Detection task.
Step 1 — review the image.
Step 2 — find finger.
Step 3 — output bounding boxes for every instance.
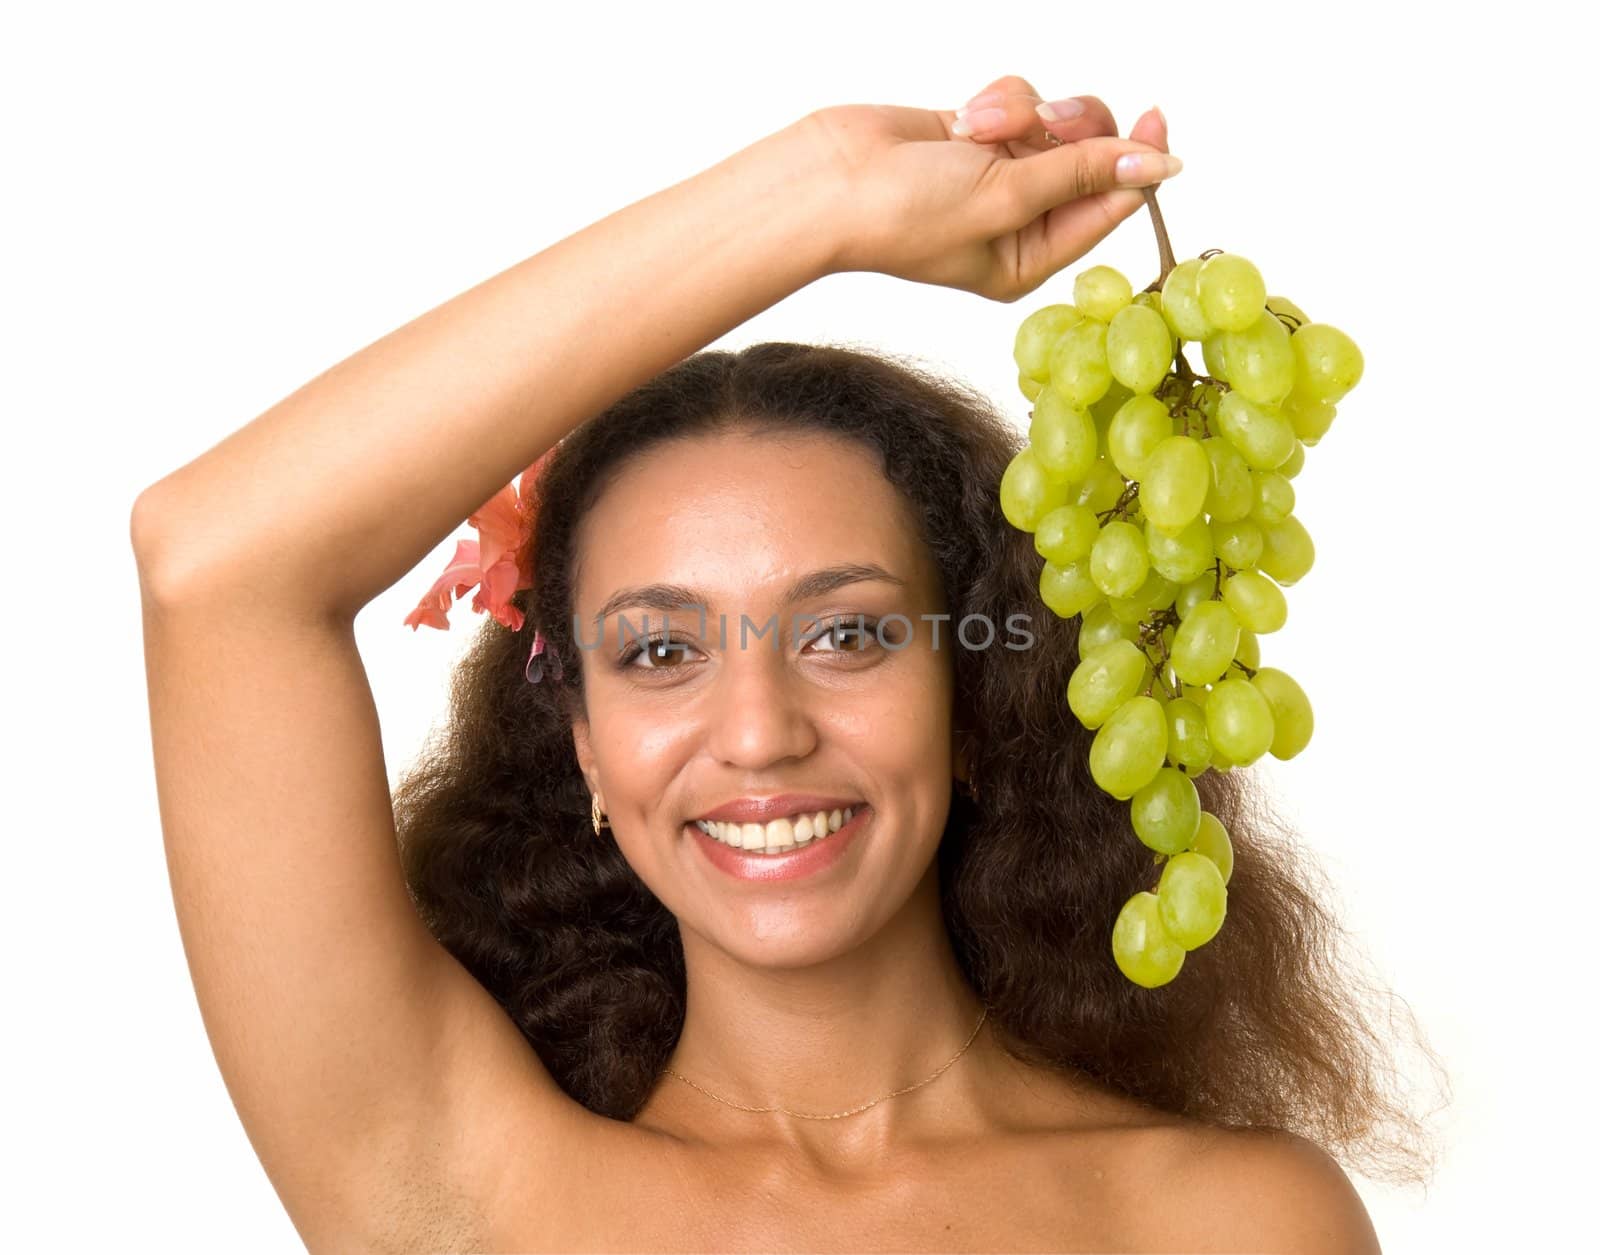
[951,92,1118,149]
[1036,94,1120,144]
[1127,105,1169,153]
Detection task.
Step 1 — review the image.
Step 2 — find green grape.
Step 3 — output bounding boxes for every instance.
[999,447,1070,531]
[1201,332,1230,381]
[1234,628,1260,671]
[1158,258,1212,341]
[1140,435,1211,534]
[1074,456,1127,515]
[1106,304,1174,394]
[1205,677,1275,765]
[1029,390,1099,482]
[1089,696,1168,799]
[1221,570,1288,633]
[1107,394,1176,480]
[1112,891,1185,988]
[1196,254,1267,333]
[1157,852,1228,948]
[1258,515,1315,586]
[1202,437,1255,523]
[1074,265,1134,322]
[1281,385,1338,444]
[1090,520,1149,599]
[1131,767,1203,854]
[1018,373,1044,402]
[1208,747,1238,773]
[1220,310,1295,406]
[1034,503,1101,566]
[1265,294,1309,328]
[1174,569,1217,619]
[1211,518,1263,571]
[1250,666,1314,759]
[1039,558,1103,618]
[1277,440,1306,480]
[1195,383,1223,424]
[1171,600,1241,687]
[1089,379,1136,433]
[1131,291,1177,358]
[1078,600,1139,656]
[1109,570,1177,625]
[1290,323,1364,403]
[1048,317,1112,409]
[1190,811,1234,884]
[1068,640,1151,729]
[1164,697,1213,774]
[1014,303,1084,383]
[1145,515,1215,585]
[1251,471,1295,525]
[1216,391,1296,471]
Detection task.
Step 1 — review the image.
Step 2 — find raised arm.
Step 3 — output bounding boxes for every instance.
[133,114,845,618]
[129,114,848,1249]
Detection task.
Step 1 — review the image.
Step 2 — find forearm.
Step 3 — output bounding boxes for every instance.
[132,114,843,618]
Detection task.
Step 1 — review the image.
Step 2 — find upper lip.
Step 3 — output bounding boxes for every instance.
[692,795,866,824]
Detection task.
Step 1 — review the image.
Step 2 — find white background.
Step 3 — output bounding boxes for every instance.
[5,1,1587,1248]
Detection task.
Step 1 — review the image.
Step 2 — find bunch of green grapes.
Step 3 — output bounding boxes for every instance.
[1000,250,1362,989]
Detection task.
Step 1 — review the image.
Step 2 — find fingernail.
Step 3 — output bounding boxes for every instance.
[962,89,1005,110]
[1036,99,1087,123]
[1153,105,1167,129]
[952,106,1006,137]
[1115,152,1184,186]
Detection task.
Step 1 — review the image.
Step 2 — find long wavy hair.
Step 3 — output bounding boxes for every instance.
[393,340,1441,1184]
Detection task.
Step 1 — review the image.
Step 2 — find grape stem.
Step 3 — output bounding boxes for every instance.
[1141,188,1177,289]
[1096,480,1141,524]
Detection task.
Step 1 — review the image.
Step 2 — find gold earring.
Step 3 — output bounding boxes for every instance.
[591,792,610,835]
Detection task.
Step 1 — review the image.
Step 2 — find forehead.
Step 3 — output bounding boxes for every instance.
[571,427,938,610]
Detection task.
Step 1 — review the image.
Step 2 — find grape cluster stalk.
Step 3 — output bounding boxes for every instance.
[1001,189,1364,988]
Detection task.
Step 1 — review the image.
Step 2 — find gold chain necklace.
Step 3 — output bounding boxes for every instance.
[662,1005,990,1121]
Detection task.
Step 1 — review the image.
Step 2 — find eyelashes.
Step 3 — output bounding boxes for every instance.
[616,615,887,672]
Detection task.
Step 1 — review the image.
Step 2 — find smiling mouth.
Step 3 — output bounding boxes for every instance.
[692,804,863,855]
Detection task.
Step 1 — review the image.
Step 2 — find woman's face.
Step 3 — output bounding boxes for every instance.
[569,427,959,968]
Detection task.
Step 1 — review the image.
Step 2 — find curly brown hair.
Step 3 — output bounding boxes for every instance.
[393,340,1442,1185]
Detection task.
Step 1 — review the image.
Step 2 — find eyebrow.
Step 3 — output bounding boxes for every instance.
[592,562,909,629]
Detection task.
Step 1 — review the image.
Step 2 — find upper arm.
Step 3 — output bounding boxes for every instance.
[1185,1128,1381,1255]
[133,509,582,1248]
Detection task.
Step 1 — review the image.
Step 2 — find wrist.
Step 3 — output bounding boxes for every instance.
[707,112,853,284]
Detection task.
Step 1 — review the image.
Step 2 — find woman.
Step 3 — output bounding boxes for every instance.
[133,75,1433,1252]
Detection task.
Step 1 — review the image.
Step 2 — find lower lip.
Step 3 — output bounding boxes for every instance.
[687,807,872,883]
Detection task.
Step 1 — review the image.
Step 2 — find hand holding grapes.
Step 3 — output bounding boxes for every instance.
[808,74,1180,300]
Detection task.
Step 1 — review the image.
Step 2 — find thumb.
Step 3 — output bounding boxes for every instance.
[1001,133,1181,222]
[1004,113,1181,294]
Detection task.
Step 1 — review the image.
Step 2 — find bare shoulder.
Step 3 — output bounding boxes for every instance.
[1148,1124,1381,1254]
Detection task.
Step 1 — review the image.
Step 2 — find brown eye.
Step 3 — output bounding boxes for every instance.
[807,617,881,654]
[622,636,700,670]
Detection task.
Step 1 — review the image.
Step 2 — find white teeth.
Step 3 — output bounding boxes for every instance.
[694,805,861,853]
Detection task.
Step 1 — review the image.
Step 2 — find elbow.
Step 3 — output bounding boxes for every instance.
[130,483,196,605]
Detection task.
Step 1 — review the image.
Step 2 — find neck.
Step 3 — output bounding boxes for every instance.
[648,867,999,1161]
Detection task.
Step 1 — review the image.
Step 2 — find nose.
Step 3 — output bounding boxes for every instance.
[700,626,820,770]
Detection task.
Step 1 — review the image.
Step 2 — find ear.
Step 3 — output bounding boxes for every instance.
[571,718,598,795]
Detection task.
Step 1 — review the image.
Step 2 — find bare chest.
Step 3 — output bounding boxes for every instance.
[489,1135,1150,1253]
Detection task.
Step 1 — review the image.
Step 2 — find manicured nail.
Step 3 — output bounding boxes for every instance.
[1036,99,1087,123]
[1115,152,1184,186]
[962,89,1005,110]
[952,106,1006,137]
